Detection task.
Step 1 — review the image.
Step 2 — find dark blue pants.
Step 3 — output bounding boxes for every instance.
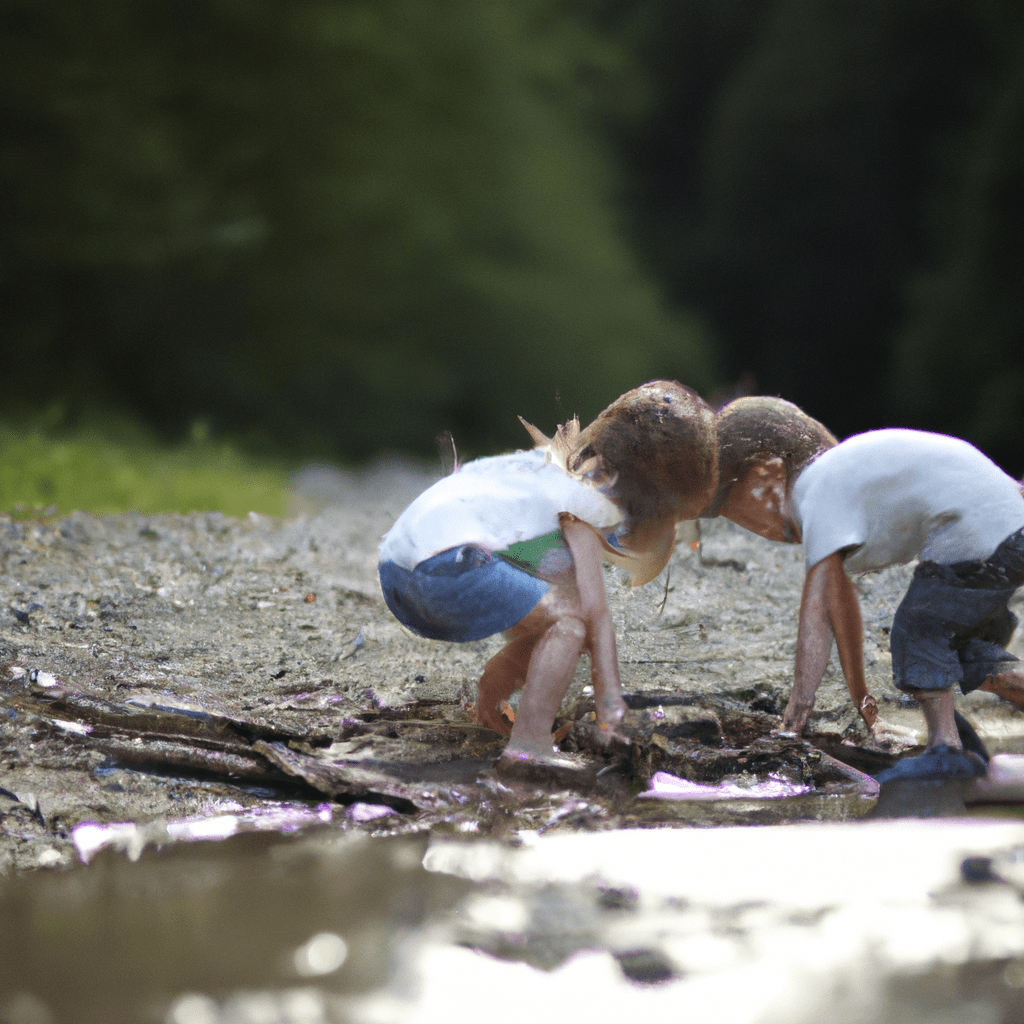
[890,527,1024,693]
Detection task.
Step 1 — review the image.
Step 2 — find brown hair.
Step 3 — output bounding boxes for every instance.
[570,380,718,537]
[706,396,836,515]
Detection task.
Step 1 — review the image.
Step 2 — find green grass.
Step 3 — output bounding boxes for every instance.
[0,419,292,518]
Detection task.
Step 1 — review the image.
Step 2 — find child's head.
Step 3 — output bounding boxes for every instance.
[569,380,718,575]
[707,397,836,541]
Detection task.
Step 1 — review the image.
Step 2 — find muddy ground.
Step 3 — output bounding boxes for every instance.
[3,459,1024,1023]
[2,457,1023,875]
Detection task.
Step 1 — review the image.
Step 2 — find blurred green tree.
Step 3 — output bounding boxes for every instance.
[0,0,716,460]
[888,9,1024,473]
[618,0,995,443]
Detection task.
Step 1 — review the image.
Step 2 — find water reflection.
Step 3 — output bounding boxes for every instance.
[71,803,339,864]
[0,829,466,1024]
[3,816,1024,1024]
[293,932,348,977]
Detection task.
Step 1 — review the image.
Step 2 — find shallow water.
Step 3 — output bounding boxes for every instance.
[3,814,1024,1024]
[0,828,464,1024]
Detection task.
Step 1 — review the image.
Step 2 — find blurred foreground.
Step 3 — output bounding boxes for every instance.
[3,822,1024,1024]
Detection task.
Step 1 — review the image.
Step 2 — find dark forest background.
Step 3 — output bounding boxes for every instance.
[2,0,1022,473]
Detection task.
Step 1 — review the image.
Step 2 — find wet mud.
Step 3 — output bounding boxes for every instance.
[2,460,1024,1021]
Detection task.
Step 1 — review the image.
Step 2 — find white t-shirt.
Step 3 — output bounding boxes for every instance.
[379,448,623,571]
[791,429,1024,574]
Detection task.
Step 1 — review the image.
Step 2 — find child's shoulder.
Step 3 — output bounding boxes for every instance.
[803,428,1002,484]
[834,427,983,459]
[794,429,1023,570]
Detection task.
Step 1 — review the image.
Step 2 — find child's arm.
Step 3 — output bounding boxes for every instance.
[780,552,875,734]
[827,555,878,728]
[495,514,626,760]
[559,513,627,739]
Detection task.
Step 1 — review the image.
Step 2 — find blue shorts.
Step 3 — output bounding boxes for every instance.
[890,527,1024,693]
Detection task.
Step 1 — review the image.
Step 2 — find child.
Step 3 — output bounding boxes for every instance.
[709,396,1024,794]
[378,381,718,767]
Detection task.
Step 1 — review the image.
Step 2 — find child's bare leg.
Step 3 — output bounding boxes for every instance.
[476,632,539,735]
[503,615,587,760]
[588,616,628,741]
[911,687,962,749]
[978,666,1024,709]
[875,687,990,784]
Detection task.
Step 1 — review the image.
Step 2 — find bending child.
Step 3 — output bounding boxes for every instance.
[707,397,1024,797]
[378,381,718,768]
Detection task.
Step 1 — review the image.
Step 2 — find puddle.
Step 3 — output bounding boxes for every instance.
[3,820,1024,1024]
[0,830,467,1024]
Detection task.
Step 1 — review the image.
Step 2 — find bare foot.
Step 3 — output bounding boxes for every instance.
[494,747,596,786]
